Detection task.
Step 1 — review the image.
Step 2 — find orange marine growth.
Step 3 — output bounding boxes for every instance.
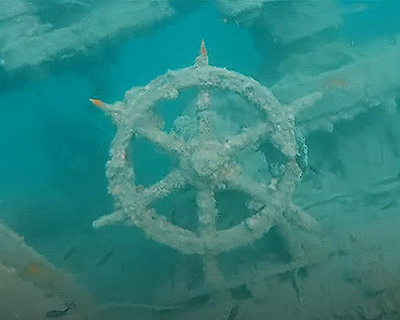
[27,263,41,275]
[200,39,207,56]
[89,98,104,108]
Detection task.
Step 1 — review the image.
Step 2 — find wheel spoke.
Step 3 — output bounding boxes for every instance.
[136,125,188,156]
[202,254,224,286]
[143,170,187,202]
[227,174,272,203]
[286,204,320,234]
[196,188,218,235]
[92,209,127,228]
[225,122,273,154]
[196,90,213,140]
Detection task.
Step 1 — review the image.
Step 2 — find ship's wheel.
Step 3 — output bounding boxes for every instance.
[91,40,322,285]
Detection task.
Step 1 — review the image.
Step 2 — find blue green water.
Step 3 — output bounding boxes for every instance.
[1,1,400,319]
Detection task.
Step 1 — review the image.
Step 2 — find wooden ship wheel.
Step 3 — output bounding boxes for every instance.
[91,40,322,286]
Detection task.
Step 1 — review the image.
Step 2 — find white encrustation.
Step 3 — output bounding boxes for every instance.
[92,40,322,285]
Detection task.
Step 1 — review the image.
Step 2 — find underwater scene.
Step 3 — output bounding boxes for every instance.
[1,1,400,319]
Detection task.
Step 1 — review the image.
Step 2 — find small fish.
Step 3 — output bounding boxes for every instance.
[309,166,320,175]
[96,248,115,267]
[226,305,240,320]
[380,199,398,211]
[372,170,400,186]
[46,301,75,318]
[63,246,78,261]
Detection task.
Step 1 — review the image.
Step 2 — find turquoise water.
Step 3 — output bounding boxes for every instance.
[1,1,400,319]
